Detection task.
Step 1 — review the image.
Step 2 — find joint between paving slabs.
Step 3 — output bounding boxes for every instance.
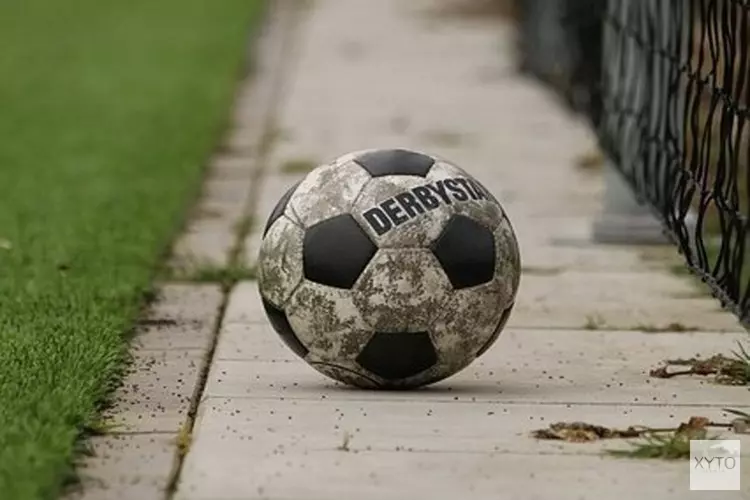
[162,2,306,499]
[162,252,245,496]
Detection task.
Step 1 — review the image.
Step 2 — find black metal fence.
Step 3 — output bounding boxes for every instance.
[515,0,750,328]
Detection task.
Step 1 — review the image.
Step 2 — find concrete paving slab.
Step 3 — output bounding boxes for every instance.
[133,284,222,351]
[508,303,740,332]
[213,322,295,361]
[171,219,237,268]
[209,155,256,180]
[518,271,694,298]
[199,175,253,214]
[203,322,750,407]
[222,0,302,156]
[187,397,750,455]
[509,272,742,332]
[499,216,597,246]
[269,1,596,179]
[143,284,223,323]
[103,349,205,433]
[222,282,267,324]
[519,245,673,273]
[100,284,222,433]
[502,190,604,218]
[170,157,256,268]
[133,322,215,353]
[177,446,750,500]
[67,433,177,500]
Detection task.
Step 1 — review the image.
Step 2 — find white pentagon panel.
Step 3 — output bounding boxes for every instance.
[287,160,371,228]
[278,180,303,226]
[431,279,512,368]
[257,215,304,308]
[285,281,372,362]
[351,248,453,332]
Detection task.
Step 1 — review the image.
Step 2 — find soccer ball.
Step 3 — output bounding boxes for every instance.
[258,148,521,389]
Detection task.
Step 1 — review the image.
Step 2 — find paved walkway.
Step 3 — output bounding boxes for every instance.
[70,1,749,499]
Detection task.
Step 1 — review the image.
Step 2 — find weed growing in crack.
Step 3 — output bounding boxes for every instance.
[533,411,750,460]
[84,418,123,436]
[233,215,254,238]
[636,322,698,333]
[606,428,710,460]
[583,314,605,330]
[186,263,257,286]
[649,334,750,386]
[176,423,193,456]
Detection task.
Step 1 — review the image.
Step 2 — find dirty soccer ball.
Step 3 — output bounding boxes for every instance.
[257,148,521,389]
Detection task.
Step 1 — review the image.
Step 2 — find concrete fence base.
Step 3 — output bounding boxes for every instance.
[592,164,670,245]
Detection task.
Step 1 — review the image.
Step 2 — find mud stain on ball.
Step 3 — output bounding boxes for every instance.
[258,215,304,306]
[287,282,370,359]
[353,249,452,332]
[289,161,371,227]
[433,279,513,362]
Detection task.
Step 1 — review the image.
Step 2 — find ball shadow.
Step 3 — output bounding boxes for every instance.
[299,376,533,399]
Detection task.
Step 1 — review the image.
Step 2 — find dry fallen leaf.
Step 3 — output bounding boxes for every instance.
[674,416,710,439]
[532,416,723,444]
[650,354,748,385]
[531,421,641,442]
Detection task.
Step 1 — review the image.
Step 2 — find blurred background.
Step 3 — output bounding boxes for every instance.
[502,0,750,327]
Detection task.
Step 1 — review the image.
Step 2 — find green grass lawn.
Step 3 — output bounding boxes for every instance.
[0,1,264,498]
